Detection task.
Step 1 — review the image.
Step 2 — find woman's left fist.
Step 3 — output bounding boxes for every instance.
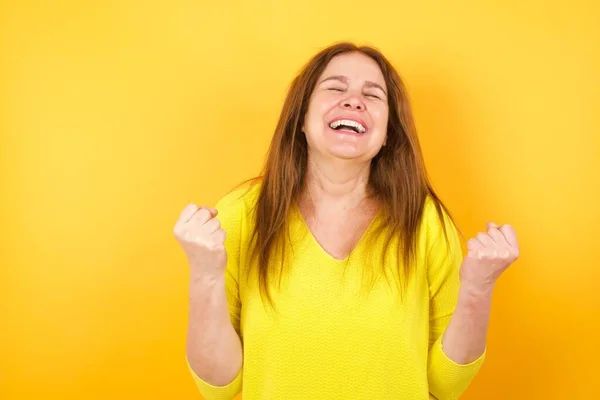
[460,222,520,289]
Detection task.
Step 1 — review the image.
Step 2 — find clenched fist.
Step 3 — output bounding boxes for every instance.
[174,204,227,279]
[460,222,520,289]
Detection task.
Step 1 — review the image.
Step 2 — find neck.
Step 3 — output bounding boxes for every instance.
[301,154,372,211]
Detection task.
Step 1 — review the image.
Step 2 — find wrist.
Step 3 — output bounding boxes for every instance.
[188,274,226,307]
[189,272,225,288]
[458,282,495,304]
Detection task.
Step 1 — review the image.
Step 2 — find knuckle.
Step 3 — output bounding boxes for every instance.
[202,209,214,221]
[180,204,197,217]
[173,226,184,238]
[196,209,208,219]
[193,237,209,248]
[512,248,520,259]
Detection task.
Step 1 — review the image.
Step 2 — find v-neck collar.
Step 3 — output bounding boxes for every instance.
[290,201,382,263]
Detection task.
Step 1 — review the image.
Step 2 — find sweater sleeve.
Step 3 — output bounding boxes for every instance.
[424,200,485,400]
[187,188,248,400]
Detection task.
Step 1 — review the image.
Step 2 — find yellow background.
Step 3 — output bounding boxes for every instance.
[2,1,599,399]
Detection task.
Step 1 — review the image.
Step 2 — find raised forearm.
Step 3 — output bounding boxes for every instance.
[441,284,493,364]
[441,221,520,365]
[186,276,243,386]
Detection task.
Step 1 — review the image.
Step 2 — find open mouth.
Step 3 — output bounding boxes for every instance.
[328,119,367,134]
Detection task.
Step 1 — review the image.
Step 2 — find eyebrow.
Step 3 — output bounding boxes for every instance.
[318,75,387,95]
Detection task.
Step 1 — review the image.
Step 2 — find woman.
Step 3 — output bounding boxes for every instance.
[174,42,520,400]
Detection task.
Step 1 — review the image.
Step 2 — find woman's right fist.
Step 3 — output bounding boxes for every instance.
[174,204,227,278]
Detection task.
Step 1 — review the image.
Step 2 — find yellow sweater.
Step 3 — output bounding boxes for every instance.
[188,184,485,400]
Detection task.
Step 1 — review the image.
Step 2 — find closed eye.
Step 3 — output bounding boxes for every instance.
[328,87,345,92]
[365,93,381,99]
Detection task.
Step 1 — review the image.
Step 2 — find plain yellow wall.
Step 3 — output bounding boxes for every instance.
[2,1,599,399]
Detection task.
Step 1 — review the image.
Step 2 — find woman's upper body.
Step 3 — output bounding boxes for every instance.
[187,182,485,400]
[178,42,519,400]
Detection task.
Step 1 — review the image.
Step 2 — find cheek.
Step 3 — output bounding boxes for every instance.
[374,105,389,122]
[303,104,326,138]
[372,105,389,133]
[306,94,337,122]
[304,101,318,126]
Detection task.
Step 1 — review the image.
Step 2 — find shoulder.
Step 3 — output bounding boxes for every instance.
[215,179,262,223]
[421,196,451,233]
[419,195,462,257]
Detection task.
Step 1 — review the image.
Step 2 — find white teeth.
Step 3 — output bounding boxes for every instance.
[329,119,366,133]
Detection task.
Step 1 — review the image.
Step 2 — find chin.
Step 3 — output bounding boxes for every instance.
[325,145,371,161]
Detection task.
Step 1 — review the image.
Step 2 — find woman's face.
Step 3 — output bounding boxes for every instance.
[302,52,389,163]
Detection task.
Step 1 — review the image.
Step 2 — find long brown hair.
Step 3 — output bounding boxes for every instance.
[247,42,456,304]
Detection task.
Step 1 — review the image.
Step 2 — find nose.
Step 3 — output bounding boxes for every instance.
[341,94,365,111]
